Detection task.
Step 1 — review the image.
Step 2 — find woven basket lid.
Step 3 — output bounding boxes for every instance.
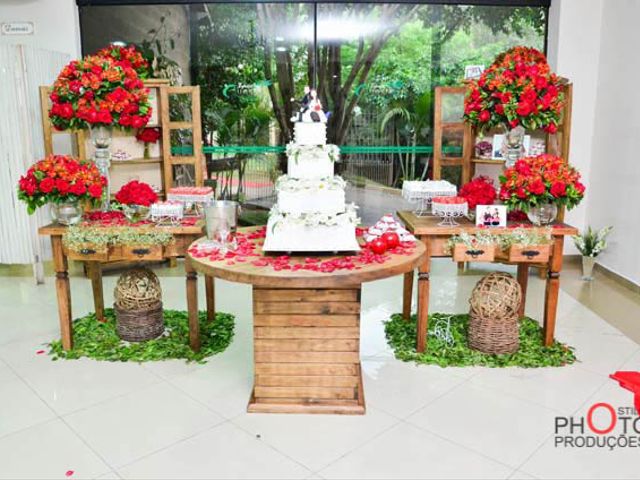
[469,272,522,319]
[114,267,162,311]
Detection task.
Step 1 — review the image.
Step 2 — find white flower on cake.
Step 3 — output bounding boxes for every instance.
[275,175,346,193]
[286,143,340,163]
[269,203,360,231]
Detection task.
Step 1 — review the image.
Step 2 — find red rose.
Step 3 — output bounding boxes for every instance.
[515,160,532,176]
[97,110,112,124]
[545,123,558,134]
[70,182,87,196]
[575,181,586,195]
[494,103,505,115]
[516,101,532,116]
[478,110,491,123]
[88,184,103,198]
[527,179,545,196]
[509,119,520,128]
[59,103,74,119]
[131,116,146,129]
[55,179,70,194]
[516,187,527,199]
[39,177,55,193]
[550,181,567,197]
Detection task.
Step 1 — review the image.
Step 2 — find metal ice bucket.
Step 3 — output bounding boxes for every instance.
[204,201,240,251]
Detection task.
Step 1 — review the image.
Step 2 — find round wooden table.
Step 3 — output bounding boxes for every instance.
[186,227,426,415]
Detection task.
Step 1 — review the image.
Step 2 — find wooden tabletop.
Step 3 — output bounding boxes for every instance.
[396,211,579,236]
[187,228,427,289]
[38,220,205,236]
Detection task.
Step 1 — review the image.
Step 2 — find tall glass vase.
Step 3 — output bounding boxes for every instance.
[90,125,113,211]
[502,125,525,168]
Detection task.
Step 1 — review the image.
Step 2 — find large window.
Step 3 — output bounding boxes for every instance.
[79,1,548,222]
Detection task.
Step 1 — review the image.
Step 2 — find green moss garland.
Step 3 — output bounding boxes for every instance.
[49,309,235,363]
[384,313,576,368]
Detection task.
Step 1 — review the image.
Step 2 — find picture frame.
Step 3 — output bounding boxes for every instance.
[491,134,531,160]
[475,205,507,227]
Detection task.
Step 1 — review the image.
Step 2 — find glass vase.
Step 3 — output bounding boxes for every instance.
[90,125,113,211]
[502,125,525,168]
[581,256,596,281]
[526,203,558,226]
[50,200,83,226]
[122,204,151,223]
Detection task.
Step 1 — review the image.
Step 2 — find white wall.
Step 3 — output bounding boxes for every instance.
[584,0,640,285]
[0,0,81,58]
[547,0,604,239]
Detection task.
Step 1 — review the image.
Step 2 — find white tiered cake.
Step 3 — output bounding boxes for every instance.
[263,121,360,252]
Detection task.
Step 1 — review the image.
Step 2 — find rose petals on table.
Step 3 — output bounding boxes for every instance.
[36,350,45,355]
[65,470,74,477]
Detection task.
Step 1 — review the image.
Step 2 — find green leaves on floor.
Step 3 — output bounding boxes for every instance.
[49,309,235,363]
[384,313,576,368]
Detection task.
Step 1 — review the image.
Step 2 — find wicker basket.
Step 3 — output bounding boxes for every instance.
[114,268,164,342]
[115,301,164,342]
[468,272,522,355]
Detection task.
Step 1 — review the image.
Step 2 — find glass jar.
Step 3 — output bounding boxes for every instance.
[123,204,151,223]
[526,203,558,226]
[50,200,83,226]
[90,125,113,211]
[502,125,526,168]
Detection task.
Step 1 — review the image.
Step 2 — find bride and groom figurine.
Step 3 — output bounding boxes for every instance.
[292,86,328,123]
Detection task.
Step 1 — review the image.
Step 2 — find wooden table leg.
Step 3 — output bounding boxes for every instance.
[402,271,414,320]
[51,236,73,350]
[205,275,215,323]
[86,262,105,322]
[185,258,201,352]
[516,263,529,318]
[416,236,431,353]
[543,236,564,346]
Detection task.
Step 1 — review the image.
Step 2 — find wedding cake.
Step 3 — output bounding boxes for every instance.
[262,88,360,252]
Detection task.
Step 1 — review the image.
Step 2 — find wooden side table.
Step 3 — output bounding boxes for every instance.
[397,211,578,353]
[186,229,426,415]
[38,222,211,352]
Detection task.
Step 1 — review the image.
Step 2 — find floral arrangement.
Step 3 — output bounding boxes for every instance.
[499,154,585,212]
[573,226,613,257]
[445,228,552,253]
[135,127,161,145]
[95,43,150,79]
[286,143,340,163]
[114,180,158,207]
[17,155,106,214]
[459,176,497,210]
[49,54,151,131]
[275,175,346,193]
[63,225,173,253]
[445,232,497,253]
[464,46,564,133]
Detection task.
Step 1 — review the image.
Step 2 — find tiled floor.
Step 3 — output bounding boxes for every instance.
[0,259,638,479]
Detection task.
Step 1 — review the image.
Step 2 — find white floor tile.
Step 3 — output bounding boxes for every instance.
[0,378,56,438]
[118,422,311,479]
[319,422,512,479]
[232,407,398,472]
[406,382,557,469]
[469,365,607,414]
[509,470,537,479]
[0,359,18,385]
[20,359,160,415]
[361,358,467,418]
[0,419,110,480]
[65,383,225,467]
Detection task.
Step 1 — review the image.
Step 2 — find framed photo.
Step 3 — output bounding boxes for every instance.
[475,205,507,227]
[464,65,484,80]
[491,134,531,160]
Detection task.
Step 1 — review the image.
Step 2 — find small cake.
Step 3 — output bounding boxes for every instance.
[166,186,214,204]
[150,201,184,222]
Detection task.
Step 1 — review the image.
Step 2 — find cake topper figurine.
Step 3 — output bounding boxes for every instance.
[292,86,327,123]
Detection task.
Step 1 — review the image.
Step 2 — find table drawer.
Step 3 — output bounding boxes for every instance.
[507,244,551,263]
[66,247,109,262]
[452,244,496,262]
[120,245,164,261]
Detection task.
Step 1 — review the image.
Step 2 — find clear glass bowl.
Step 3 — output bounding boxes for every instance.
[526,203,558,226]
[50,200,83,226]
[123,204,151,223]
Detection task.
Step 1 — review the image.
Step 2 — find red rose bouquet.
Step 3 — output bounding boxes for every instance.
[135,127,161,144]
[464,46,564,133]
[459,176,497,210]
[17,155,106,214]
[95,43,150,79]
[49,54,151,131]
[115,180,158,207]
[499,154,585,211]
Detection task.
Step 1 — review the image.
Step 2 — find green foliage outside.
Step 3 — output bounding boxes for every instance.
[49,309,235,364]
[384,313,576,368]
